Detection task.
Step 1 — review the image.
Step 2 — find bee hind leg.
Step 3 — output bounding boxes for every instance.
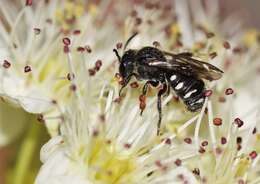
[157,83,167,136]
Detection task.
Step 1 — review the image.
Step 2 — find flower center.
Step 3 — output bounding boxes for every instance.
[83,137,136,183]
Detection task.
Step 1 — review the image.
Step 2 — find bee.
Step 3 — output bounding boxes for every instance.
[113,33,223,135]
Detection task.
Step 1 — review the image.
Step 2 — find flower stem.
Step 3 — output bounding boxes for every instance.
[13,116,40,184]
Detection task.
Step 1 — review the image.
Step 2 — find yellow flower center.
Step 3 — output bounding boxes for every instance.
[80,136,136,183]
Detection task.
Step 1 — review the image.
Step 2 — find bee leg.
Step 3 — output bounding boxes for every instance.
[140,81,159,115]
[157,83,167,136]
[119,74,135,97]
[164,83,171,97]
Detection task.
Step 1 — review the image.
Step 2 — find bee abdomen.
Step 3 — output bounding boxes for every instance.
[167,73,205,111]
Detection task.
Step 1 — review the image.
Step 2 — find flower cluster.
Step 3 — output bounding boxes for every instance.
[0,0,260,184]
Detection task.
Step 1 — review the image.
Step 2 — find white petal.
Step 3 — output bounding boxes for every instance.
[36,150,71,184]
[18,90,52,113]
[1,75,51,113]
[40,136,64,163]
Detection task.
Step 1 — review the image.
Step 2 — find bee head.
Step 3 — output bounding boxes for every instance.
[113,49,136,79]
[113,33,138,79]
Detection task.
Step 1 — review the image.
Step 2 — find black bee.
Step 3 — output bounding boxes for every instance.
[113,33,223,135]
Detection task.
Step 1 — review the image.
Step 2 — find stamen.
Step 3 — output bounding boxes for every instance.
[69,84,77,91]
[221,137,227,145]
[73,30,81,35]
[174,159,182,166]
[85,45,92,53]
[169,115,199,140]
[249,151,257,160]
[192,168,200,176]
[252,127,257,134]
[2,60,11,69]
[63,46,70,53]
[184,137,192,144]
[92,130,99,137]
[37,114,45,123]
[94,60,102,71]
[33,28,41,35]
[77,47,85,52]
[26,0,33,6]
[238,179,245,184]
[232,47,243,54]
[164,138,171,145]
[88,69,96,76]
[215,147,222,155]
[51,100,57,105]
[62,37,71,46]
[223,41,231,49]
[234,118,244,128]
[155,160,162,167]
[66,73,75,81]
[236,137,242,144]
[177,174,185,181]
[116,43,123,49]
[24,65,32,73]
[206,32,215,38]
[46,18,52,24]
[209,52,217,59]
[130,10,137,17]
[201,141,208,147]
[99,114,105,122]
[207,100,217,147]
[219,96,226,103]
[213,117,222,126]
[237,144,242,151]
[135,17,142,25]
[199,147,205,154]
[225,88,234,95]
[113,97,121,103]
[124,143,131,149]
[106,140,111,144]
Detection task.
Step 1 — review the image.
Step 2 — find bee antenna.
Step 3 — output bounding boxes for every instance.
[113,49,121,62]
[123,32,138,51]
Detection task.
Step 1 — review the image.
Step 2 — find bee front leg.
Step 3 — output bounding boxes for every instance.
[119,74,136,97]
[139,81,159,116]
[157,83,167,136]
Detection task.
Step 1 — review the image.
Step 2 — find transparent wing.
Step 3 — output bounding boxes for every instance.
[147,51,223,81]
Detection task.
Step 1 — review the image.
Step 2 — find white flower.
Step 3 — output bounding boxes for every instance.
[0,0,119,143]
[35,78,260,184]
[36,2,260,183]
[36,72,199,183]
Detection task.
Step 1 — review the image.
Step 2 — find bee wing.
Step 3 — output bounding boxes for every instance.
[148,52,223,81]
